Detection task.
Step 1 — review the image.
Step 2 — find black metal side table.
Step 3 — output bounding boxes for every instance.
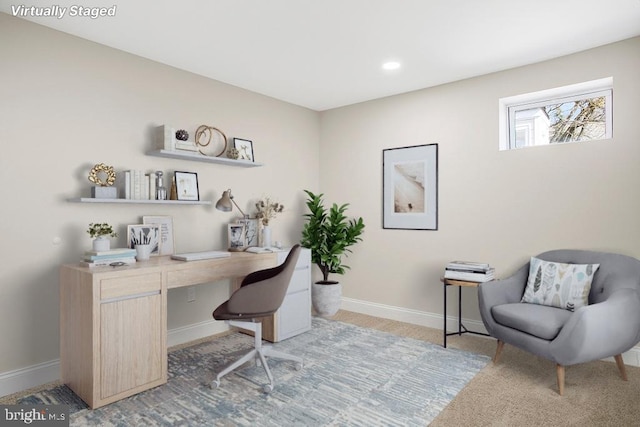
[442,277,490,348]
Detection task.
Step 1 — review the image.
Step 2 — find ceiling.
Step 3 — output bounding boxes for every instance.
[2,0,640,111]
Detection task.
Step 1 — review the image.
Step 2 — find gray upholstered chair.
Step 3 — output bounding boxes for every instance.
[478,249,640,395]
[211,245,302,392]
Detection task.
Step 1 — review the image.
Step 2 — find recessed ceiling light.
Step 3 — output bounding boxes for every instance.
[382,61,401,71]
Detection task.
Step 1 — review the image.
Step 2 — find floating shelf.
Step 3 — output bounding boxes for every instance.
[68,198,211,205]
[146,149,263,167]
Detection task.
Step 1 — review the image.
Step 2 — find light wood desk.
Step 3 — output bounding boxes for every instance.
[60,252,276,409]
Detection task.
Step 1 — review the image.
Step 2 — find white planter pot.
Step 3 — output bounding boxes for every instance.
[312,281,342,317]
[92,237,110,252]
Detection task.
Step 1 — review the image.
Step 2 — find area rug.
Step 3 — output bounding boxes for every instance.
[19,318,489,426]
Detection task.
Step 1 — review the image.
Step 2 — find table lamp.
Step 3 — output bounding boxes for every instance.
[215,189,247,218]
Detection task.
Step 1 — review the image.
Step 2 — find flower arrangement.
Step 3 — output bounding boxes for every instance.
[255,197,284,226]
[87,222,118,239]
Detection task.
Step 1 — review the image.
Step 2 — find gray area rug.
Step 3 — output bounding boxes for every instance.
[19,318,489,426]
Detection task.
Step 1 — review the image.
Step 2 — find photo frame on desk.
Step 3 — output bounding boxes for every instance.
[127,224,161,256]
[227,223,246,251]
[236,217,259,247]
[143,215,174,255]
[383,143,438,230]
[174,171,199,201]
[233,138,254,162]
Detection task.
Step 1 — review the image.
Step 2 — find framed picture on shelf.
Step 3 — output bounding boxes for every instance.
[236,217,259,247]
[382,143,438,230]
[127,224,161,256]
[174,171,199,201]
[233,138,254,162]
[227,223,246,251]
[142,215,175,255]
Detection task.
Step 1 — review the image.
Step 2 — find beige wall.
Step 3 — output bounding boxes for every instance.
[2,11,639,382]
[320,37,640,320]
[0,14,319,373]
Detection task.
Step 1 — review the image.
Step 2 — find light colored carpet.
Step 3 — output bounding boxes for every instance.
[10,316,488,426]
[4,310,640,426]
[332,311,640,426]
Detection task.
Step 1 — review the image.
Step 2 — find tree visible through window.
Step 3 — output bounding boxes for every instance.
[499,78,612,150]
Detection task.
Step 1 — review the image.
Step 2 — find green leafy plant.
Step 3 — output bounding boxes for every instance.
[87,222,117,239]
[301,190,365,283]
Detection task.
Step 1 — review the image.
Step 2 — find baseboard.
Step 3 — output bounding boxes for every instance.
[0,359,60,399]
[341,297,640,366]
[3,300,639,399]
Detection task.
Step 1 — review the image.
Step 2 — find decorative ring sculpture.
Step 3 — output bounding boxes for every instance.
[88,163,116,187]
[195,125,227,157]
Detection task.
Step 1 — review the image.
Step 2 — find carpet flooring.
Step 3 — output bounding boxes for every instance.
[14,317,488,426]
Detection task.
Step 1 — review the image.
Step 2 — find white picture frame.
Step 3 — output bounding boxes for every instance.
[227,223,246,250]
[236,217,259,247]
[143,215,175,255]
[127,224,161,256]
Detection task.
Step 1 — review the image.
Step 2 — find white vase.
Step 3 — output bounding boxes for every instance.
[261,225,272,248]
[92,236,110,252]
[135,244,152,261]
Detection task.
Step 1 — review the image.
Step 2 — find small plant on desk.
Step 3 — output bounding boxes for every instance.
[87,223,117,238]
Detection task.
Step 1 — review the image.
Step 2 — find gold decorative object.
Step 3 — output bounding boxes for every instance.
[195,125,227,157]
[227,147,239,160]
[88,163,116,187]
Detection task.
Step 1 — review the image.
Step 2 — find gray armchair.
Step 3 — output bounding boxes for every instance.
[478,249,640,395]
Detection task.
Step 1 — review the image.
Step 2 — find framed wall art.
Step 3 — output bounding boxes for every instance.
[227,223,246,251]
[127,224,161,255]
[174,171,199,201]
[236,217,259,247]
[382,143,438,230]
[233,138,254,162]
[143,215,175,255]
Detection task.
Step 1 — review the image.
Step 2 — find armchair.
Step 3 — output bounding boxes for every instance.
[478,249,640,395]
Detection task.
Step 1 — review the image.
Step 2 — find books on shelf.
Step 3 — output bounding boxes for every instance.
[445,260,495,282]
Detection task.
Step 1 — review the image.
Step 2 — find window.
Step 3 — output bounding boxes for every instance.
[499,78,613,150]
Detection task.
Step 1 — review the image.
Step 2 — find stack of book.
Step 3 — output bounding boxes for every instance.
[444,260,495,282]
[81,248,137,268]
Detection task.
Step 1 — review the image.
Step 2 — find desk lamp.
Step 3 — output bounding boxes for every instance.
[215,189,247,218]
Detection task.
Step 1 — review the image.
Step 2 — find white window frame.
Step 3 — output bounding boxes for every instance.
[499,77,613,151]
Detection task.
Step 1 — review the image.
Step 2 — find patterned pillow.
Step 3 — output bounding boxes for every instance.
[521,257,599,312]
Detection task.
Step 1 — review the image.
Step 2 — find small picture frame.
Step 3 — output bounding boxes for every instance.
[143,215,175,255]
[227,223,246,251]
[236,217,259,247]
[233,138,254,162]
[127,224,161,256]
[174,171,199,201]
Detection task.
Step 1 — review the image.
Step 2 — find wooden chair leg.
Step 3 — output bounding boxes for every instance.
[493,340,504,363]
[614,354,628,381]
[556,364,565,396]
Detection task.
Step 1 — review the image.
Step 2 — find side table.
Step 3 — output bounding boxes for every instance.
[442,277,490,348]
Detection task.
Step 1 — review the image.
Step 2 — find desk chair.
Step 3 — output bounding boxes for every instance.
[211,245,303,392]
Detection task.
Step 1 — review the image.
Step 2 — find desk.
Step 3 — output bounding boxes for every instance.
[60,252,276,409]
[442,277,490,348]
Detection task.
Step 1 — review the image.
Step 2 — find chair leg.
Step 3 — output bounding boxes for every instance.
[614,354,628,381]
[212,319,303,391]
[556,364,565,396]
[493,340,504,363]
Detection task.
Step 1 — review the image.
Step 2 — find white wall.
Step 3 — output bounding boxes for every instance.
[319,37,640,321]
[0,14,319,375]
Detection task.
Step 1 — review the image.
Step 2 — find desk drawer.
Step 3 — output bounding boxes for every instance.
[101,273,162,300]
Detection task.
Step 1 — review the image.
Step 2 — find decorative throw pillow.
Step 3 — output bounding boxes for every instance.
[521,257,599,312]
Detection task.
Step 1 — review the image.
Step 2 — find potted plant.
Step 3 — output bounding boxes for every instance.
[87,222,118,252]
[300,190,365,317]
